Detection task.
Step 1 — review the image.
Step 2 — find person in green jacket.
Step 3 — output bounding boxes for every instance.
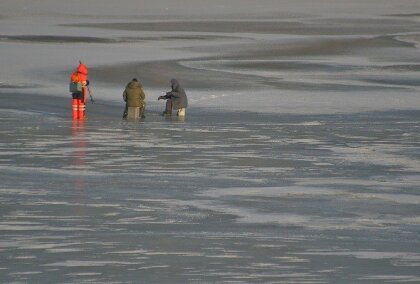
[122,78,146,119]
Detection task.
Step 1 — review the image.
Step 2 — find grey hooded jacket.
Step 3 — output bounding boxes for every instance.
[164,79,188,109]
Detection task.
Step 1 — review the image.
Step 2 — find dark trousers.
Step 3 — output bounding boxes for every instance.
[164,99,173,114]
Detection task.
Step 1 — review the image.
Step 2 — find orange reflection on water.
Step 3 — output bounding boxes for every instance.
[71,120,87,215]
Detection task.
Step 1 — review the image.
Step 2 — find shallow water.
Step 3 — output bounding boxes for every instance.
[1,95,419,282]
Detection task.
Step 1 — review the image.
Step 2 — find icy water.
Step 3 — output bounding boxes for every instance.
[1,0,420,282]
[1,93,419,283]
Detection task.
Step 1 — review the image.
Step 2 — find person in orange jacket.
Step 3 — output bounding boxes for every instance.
[69,61,90,120]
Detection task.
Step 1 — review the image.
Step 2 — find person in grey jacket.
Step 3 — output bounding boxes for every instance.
[158,78,188,117]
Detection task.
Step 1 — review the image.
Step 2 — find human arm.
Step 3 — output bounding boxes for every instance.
[158,92,171,100]
[140,88,145,101]
[168,91,180,98]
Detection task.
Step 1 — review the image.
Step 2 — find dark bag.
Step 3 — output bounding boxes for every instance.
[69,82,82,93]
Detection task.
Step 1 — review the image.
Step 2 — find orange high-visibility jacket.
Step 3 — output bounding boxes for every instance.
[70,62,89,83]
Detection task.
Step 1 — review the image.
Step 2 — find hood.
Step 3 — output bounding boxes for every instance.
[127,80,142,89]
[171,78,179,91]
[77,62,88,75]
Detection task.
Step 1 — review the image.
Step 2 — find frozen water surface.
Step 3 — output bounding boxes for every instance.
[1,0,420,282]
[0,96,419,282]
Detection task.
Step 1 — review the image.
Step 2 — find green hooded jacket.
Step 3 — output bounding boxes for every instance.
[123,79,145,108]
